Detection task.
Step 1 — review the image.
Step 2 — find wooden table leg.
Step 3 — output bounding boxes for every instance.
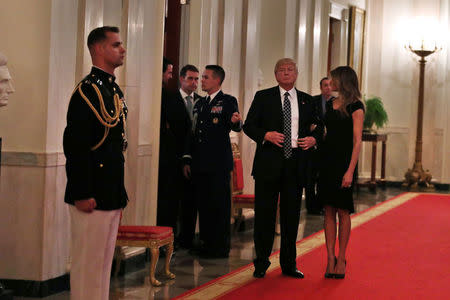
[380,140,387,188]
[370,141,377,191]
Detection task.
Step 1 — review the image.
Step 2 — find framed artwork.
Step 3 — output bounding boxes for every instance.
[348,6,366,87]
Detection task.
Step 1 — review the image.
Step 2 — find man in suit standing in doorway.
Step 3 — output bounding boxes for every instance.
[243,58,323,278]
[157,57,181,249]
[176,64,200,249]
[305,77,333,215]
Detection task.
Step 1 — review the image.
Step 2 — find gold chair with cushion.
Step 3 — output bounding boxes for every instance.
[115,225,175,286]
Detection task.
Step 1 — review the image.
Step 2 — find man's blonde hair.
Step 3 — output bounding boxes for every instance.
[274,58,298,73]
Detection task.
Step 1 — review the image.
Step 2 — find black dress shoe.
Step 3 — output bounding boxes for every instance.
[324,257,337,278]
[253,269,266,278]
[333,260,346,279]
[282,269,304,278]
[253,259,270,278]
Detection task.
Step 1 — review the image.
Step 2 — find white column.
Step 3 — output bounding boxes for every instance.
[241,0,261,194]
[202,0,220,66]
[42,0,79,280]
[121,0,165,225]
[184,0,220,87]
[297,0,314,93]
[221,0,243,98]
[76,0,104,80]
[284,0,298,59]
[310,0,330,95]
[441,0,450,182]
[220,0,244,142]
[121,0,144,225]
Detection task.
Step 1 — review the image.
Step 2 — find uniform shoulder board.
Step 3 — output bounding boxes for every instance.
[80,74,92,85]
[75,77,96,96]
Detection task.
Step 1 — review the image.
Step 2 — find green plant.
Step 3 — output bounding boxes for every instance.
[363,96,388,131]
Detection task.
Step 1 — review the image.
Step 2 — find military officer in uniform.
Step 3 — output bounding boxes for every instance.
[63,26,127,300]
[183,65,241,258]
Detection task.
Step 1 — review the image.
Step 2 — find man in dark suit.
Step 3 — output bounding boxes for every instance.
[175,64,200,249]
[305,77,332,215]
[313,77,333,119]
[157,57,182,245]
[63,26,128,299]
[243,58,323,278]
[183,65,242,258]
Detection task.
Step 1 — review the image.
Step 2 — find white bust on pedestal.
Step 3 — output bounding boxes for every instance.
[0,51,13,295]
[0,52,15,107]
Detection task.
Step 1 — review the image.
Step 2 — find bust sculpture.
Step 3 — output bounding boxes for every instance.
[0,52,12,294]
[0,52,15,107]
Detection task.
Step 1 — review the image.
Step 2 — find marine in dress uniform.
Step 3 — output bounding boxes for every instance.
[64,66,128,210]
[63,26,127,300]
[184,65,241,258]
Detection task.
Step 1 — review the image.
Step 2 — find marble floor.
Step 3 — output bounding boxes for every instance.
[16,187,418,299]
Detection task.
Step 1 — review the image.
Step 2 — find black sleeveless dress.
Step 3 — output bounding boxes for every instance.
[318,99,365,213]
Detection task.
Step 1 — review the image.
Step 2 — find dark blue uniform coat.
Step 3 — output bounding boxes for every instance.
[184,90,241,256]
[63,67,128,211]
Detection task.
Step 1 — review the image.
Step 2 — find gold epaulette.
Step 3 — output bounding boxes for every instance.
[71,80,124,151]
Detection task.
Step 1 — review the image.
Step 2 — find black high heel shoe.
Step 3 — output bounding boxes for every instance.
[324,257,337,278]
[334,259,346,279]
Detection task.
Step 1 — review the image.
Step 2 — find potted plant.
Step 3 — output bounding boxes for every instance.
[363,96,388,133]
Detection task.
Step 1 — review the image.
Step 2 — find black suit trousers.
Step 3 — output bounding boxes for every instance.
[179,173,197,247]
[157,163,181,235]
[305,151,323,212]
[254,151,303,271]
[194,171,231,254]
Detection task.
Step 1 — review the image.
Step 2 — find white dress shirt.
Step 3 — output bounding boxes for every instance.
[279,86,299,148]
[179,88,195,107]
[206,89,221,103]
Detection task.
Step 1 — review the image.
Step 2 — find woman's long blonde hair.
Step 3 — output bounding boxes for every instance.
[330,66,361,116]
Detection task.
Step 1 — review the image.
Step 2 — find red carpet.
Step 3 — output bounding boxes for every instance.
[175,193,450,300]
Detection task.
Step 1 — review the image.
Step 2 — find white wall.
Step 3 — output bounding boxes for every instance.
[258,0,287,90]
[0,0,167,283]
[0,0,78,281]
[363,0,450,183]
[0,0,52,153]
[183,0,450,184]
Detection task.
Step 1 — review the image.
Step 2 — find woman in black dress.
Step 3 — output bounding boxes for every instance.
[318,66,364,279]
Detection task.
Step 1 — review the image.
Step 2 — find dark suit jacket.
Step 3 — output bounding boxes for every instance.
[185,90,242,173]
[63,67,128,210]
[159,88,176,168]
[171,90,200,160]
[312,94,324,120]
[243,86,323,182]
[159,89,200,168]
